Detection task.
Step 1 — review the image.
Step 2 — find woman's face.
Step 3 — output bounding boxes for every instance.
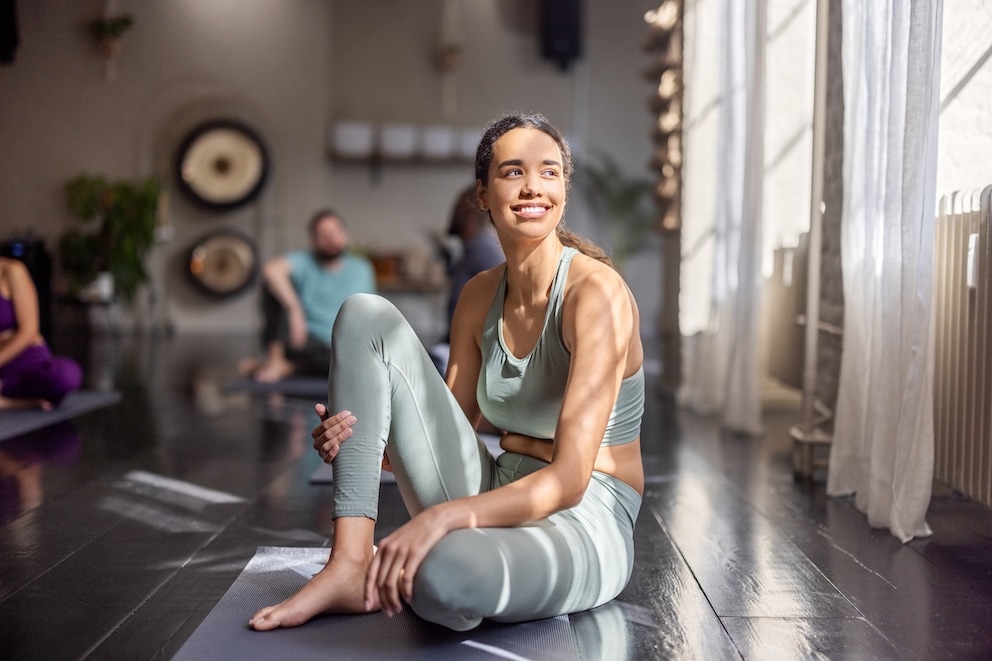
[478,128,566,242]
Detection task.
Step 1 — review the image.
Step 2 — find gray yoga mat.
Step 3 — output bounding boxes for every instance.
[308,434,504,486]
[0,390,122,441]
[172,546,579,661]
[222,375,328,399]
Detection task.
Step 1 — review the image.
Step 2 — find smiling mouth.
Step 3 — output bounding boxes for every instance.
[512,205,550,216]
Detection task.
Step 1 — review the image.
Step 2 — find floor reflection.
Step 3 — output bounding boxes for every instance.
[0,421,82,525]
[570,601,633,660]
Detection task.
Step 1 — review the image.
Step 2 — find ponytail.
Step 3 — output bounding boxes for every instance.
[557,225,615,268]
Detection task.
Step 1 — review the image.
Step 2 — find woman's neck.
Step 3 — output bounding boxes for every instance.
[502,237,564,307]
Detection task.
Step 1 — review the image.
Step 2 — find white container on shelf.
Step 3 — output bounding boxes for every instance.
[379,123,420,160]
[421,125,456,160]
[331,121,375,158]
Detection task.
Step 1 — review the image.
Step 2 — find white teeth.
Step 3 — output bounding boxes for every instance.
[518,206,546,213]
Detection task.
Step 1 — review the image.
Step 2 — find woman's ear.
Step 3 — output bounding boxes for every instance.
[475,181,488,211]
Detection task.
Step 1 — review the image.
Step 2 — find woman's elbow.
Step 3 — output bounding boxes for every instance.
[558,491,584,511]
[554,477,589,511]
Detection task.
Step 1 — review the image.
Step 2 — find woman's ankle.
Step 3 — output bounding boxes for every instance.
[329,517,377,564]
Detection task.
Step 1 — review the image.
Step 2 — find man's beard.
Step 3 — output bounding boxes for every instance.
[314,247,344,264]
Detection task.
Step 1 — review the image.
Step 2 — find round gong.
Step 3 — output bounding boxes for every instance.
[176,120,269,211]
[187,230,258,299]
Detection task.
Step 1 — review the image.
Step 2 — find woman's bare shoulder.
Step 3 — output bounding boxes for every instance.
[451,263,504,332]
[562,253,642,362]
[461,264,504,305]
[0,257,29,281]
[566,253,632,303]
[0,258,31,300]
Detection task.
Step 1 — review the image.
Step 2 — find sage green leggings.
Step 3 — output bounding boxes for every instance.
[328,294,641,631]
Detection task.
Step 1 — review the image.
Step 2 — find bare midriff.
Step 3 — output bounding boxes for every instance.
[498,433,644,496]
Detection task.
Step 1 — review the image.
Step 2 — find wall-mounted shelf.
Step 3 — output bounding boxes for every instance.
[328,121,481,166]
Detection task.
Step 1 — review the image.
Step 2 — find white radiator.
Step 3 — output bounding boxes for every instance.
[934,187,992,508]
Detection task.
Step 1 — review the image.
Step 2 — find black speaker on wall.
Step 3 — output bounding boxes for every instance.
[539,0,582,71]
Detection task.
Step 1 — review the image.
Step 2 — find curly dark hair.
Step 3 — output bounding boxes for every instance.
[474,112,574,188]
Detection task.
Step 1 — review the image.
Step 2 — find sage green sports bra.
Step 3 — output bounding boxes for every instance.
[477,247,644,445]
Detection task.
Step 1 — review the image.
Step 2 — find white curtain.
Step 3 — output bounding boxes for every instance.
[828,1,943,542]
[679,0,766,435]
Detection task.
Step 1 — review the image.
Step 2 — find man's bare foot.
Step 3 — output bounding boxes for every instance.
[253,358,295,383]
[237,357,262,376]
[0,395,52,411]
[248,555,380,630]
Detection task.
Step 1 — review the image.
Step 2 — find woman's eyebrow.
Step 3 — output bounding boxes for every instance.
[495,159,562,168]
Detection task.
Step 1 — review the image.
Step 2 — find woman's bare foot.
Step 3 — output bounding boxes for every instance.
[248,553,380,630]
[0,395,52,411]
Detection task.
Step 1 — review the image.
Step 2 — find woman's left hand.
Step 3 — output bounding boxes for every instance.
[364,506,451,616]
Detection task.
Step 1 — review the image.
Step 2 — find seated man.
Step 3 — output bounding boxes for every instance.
[241,209,375,382]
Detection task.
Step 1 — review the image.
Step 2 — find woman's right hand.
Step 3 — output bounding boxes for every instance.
[499,432,554,463]
[311,404,357,464]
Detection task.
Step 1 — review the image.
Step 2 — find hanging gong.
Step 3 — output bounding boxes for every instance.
[187,230,258,299]
[176,120,269,211]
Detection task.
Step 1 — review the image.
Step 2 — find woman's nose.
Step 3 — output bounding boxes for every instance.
[521,174,542,197]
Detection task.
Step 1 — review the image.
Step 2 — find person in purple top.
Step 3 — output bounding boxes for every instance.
[0,257,82,410]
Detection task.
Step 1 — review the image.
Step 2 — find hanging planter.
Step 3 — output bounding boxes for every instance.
[97,36,122,59]
[88,13,133,59]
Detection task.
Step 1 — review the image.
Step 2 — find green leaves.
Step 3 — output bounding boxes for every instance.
[88,14,134,40]
[576,151,656,268]
[59,175,160,303]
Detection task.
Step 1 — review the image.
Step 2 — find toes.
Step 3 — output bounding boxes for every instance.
[248,606,278,630]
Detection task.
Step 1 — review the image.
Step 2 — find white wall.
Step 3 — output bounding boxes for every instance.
[0,0,660,335]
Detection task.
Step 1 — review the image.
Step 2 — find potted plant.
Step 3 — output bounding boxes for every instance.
[577,151,657,269]
[58,175,160,304]
[88,13,134,58]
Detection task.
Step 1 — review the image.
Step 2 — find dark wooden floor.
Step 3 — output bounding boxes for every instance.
[1,333,991,660]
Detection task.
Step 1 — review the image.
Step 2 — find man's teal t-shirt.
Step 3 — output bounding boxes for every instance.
[286,250,376,344]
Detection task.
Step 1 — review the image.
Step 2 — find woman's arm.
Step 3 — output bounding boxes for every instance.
[443,270,498,427]
[0,260,43,368]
